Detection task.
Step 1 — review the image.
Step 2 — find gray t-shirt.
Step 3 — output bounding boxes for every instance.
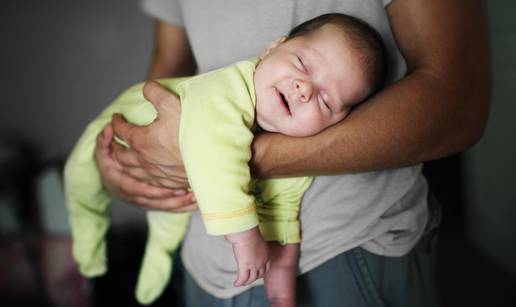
[142,0,429,298]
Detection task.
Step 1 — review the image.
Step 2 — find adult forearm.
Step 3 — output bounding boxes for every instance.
[250,0,490,178]
[147,21,196,79]
[251,67,490,178]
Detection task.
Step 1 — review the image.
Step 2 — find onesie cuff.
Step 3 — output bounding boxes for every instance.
[202,208,259,235]
[258,220,300,245]
[79,261,107,278]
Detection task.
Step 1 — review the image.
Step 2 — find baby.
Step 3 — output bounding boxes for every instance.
[64,13,385,307]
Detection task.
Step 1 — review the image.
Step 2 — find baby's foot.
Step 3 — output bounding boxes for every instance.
[225,227,270,286]
[264,242,299,307]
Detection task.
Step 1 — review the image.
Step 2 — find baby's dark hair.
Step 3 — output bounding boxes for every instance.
[287,13,387,94]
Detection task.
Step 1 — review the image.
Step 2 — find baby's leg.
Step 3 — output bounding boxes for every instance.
[264,242,299,307]
[136,211,190,304]
[225,227,270,287]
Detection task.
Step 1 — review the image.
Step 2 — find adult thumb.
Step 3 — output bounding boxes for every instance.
[143,80,181,113]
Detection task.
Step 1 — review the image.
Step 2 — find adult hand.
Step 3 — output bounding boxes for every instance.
[95,81,196,212]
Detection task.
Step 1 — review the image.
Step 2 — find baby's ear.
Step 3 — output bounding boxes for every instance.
[260,36,287,59]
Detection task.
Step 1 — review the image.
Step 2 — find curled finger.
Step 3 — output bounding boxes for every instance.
[97,123,114,148]
[234,269,250,287]
[111,140,142,167]
[111,113,147,151]
[257,267,266,279]
[149,193,197,212]
[123,166,158,185]
[246,269,258,286]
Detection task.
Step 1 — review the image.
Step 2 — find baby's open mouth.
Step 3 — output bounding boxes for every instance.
[279,92,291,114]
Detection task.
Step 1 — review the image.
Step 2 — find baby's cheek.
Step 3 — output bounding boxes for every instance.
[307,113,327,134]
[294,116,324,136]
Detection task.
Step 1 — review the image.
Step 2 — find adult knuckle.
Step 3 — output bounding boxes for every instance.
[143,187,158,199]
[129,137,143,152]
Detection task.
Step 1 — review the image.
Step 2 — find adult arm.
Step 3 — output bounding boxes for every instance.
[250,0,491,177]
[147,20,197,79]
[94,21,197,210]
[110,0,490,205]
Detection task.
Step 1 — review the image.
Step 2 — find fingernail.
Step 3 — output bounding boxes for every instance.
[173,190,187,196]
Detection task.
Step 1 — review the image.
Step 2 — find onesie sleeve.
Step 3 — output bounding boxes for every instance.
[177,63,259,235]
[255,177,313,244]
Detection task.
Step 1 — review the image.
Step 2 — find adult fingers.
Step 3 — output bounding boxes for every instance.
[113,171,196,212]
[96,125,116,164]
[97,123,114,148]
[111,140,176,183]
[123,166,160,186]
[111,113,146,151]
[117,173,176,200]
[111,140,142,167]
[134,194,197,212]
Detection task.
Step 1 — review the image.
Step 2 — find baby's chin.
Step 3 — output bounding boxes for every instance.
[286,123,330,137]
[277,126,320,137]
[255,116,278,133]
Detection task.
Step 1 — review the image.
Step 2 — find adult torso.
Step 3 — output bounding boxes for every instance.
[142,0,429,298]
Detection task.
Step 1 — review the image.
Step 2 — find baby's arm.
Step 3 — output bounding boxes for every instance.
[176,62,268,286]
[225,227,269,286]
[254,177,312,306]
[180,103,268,286]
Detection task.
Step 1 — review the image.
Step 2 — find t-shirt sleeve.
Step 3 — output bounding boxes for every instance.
[140,0,184,27]
[177,67,259,236]
[382,0,393,7]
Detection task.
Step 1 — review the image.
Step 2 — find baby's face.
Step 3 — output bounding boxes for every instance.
[254,24,371,136]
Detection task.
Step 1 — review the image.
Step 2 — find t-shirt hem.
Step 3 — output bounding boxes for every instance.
[181,230,425,298]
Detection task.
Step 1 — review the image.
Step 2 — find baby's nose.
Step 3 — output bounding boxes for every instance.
[294,79,313,102]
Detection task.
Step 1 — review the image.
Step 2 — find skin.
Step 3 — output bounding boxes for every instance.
[95,0,490,301]
[254,25,370,137]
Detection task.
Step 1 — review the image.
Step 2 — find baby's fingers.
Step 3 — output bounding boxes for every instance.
[234,269,250,287]
[245,269,259,286]
[258,266,267,280]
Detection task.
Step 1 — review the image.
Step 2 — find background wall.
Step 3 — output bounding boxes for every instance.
[0,0,153,160]
[463,0,516,277]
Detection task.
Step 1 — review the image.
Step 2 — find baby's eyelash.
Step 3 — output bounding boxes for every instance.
[319,95,329,109]
[296,55,306,70]
[319,94,332,112]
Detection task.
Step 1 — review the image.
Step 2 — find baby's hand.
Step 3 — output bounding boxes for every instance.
[225,227,270,287]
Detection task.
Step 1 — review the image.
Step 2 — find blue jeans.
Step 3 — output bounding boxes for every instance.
[184,198,441,307]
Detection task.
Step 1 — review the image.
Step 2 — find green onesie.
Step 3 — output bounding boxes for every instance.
[64,59,312,304]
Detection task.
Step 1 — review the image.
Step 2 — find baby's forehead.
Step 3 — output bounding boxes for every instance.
[301,24,352,42]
